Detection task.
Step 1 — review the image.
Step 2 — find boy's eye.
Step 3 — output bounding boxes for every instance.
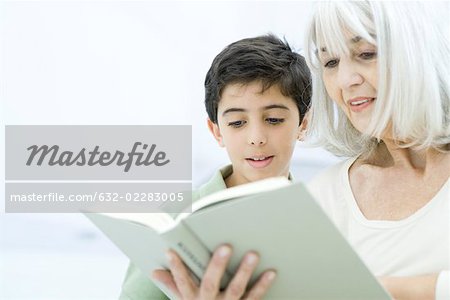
[266,118,285,125]
[324,58,339,68]
[359,51,377,60]
[227,120,246,128]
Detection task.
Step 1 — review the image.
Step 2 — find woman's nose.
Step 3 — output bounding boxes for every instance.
[337,59,364,89]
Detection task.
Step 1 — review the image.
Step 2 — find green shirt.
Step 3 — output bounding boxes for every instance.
[118,166,231,300]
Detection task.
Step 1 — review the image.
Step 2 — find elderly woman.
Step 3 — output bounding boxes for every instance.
[306,1,449,300]
[154,2,449,299]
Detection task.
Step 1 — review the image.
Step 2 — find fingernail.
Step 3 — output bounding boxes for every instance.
[246,253,258,265]
[265,271,276,282]
[166,251,174,263]
[218,245,231,257]
[151,270,159,280]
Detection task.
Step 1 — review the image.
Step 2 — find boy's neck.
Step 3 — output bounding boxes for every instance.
[224,169,291,188]
[224,172,241,188]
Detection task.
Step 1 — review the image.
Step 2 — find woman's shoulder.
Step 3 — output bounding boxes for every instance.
[306,157,357,233]
[306,157,356,209]
[307,157,355,191]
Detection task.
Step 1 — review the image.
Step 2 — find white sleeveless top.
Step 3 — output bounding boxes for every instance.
[307,157,449,299]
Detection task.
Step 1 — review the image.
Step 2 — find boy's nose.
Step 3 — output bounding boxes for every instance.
[248,127,267,146]
[250,139,266,145]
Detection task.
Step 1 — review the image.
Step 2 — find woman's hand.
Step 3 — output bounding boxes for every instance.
[152,244,276,299]
[379,274,438,300]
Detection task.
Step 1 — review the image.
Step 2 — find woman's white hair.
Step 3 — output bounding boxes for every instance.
[305,1,450,157]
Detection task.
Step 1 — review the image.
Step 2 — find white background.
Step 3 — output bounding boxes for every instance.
[0,1,340,299]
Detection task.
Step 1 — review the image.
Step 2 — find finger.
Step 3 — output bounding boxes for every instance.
[244,270,277,300]
[166,249,196,298]
[199,244,232,299]
[224,251,259,300]
[152,269,181,299]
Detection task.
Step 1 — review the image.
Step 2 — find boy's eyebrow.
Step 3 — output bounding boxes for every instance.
[263,104,290,111]
[222,104,290,116]
[222,108,246,116]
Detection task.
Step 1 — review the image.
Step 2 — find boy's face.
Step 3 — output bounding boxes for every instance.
[208,81,303,187]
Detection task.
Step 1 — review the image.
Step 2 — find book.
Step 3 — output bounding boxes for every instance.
[84,177,391,299]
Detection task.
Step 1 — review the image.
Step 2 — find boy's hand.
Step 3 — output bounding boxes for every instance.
[152,245,276,299]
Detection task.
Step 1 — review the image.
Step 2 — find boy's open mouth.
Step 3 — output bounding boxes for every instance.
[245,156,274,168]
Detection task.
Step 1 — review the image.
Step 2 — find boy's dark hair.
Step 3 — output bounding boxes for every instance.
[205,34,311,124]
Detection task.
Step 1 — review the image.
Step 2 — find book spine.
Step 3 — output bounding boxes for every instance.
[161,222,231,289]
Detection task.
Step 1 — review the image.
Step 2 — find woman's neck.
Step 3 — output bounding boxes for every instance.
[368,139,449,175]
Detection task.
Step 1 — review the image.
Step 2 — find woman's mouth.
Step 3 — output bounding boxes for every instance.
[348,97,375,112]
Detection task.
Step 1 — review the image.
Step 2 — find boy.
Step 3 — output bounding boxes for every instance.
[119,34,311,299]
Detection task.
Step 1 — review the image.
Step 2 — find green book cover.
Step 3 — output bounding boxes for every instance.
[85,178,391,299]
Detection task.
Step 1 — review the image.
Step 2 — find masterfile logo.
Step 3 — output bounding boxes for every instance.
[5,125,192,213]
[6,125,190,180]
[26,142,170,172]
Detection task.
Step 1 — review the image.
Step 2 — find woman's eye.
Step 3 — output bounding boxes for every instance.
[359,51,377,60]
[266,118,285,125]
[228,120,246,128]
[324,58,339,68]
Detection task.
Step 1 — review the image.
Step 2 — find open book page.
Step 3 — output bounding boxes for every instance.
[88,177,290,234]
[175,176,291,222]
[85,179,390,299]
[97,212,175,234]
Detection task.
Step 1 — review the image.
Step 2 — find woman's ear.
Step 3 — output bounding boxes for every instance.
[297,111,310,141]
[207,118,225,147]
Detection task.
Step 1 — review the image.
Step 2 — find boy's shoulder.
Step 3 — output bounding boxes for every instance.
[193,165,296,201]
[193,165,231,201]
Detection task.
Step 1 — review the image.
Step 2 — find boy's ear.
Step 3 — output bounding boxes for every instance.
[297,111,310,141]
[207,118,225,147]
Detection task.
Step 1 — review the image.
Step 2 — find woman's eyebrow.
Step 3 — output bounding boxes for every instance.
[318,36,363,53]
[351,36,362,43]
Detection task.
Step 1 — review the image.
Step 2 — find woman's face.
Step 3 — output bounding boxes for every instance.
[319,36,378,134]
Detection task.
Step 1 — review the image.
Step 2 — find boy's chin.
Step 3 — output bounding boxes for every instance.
[245,171,285,182]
